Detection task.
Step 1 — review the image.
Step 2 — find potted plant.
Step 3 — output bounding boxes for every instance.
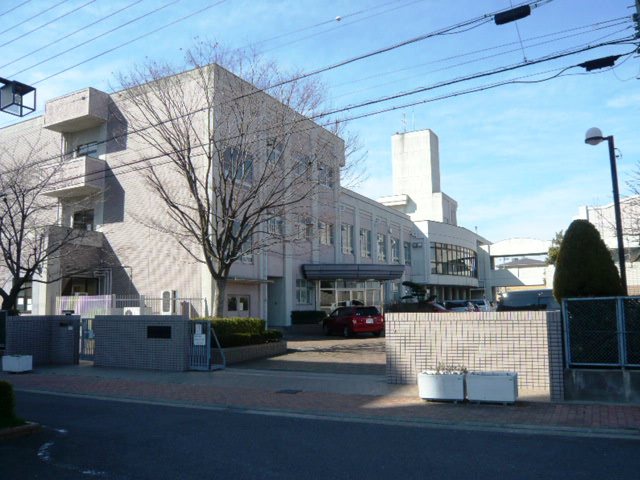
[418,363,467,402]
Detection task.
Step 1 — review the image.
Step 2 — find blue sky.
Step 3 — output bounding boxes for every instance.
[1,0,638,242]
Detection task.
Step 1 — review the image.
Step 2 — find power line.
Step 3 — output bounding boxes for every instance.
[1,0,548,131]
[0,1,32,19]
[331,22,633,102]
[40,58,626,192]
[24,39,638,192]
[242,0,405,50]
[0,0,144,72]
[0,0,98,50]
[0,0,70,37]
[30,0,227,86]
[0,0,620,169]
[260,0,428,54]
[330,16,631,91]
[8,0,182,78]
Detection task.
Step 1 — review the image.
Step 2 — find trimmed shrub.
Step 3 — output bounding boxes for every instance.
[195,317,282,348]
[553,219,624,301]
[0,380,24,429]
[291,310,326,325]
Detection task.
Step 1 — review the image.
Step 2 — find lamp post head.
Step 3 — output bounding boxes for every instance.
[585,127,605,146]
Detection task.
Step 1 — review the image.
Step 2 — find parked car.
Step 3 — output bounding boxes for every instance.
[322,306,385,337]
[444,299,491,312]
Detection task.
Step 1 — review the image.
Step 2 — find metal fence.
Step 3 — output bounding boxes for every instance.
[563,296,640,367]
[55,295,206,319]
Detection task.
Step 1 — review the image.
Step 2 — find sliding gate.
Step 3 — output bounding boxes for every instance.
[188,320,211,370]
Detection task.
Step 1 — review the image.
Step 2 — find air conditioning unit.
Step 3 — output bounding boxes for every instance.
[412,242,423,248]
[123,307,141,316]
[160,290,177,315]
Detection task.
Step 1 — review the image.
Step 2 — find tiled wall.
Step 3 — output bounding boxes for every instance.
[386,311,564,401]
[6,315,80,366]
[93,315,190,371]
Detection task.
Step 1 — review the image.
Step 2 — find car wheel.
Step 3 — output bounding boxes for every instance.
[372,330,381,337]
[322,323,331,336]
[343,326,352,338]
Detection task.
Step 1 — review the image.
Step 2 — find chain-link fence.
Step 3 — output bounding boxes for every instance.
[564,297,640,367]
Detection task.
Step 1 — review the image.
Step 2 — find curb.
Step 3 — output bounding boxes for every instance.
[15,388,640,441]
[0,421,42,441]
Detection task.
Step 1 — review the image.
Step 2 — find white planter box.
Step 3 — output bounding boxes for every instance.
[466,372,518,403]
[2,355,33,373]
[418,371,465,401]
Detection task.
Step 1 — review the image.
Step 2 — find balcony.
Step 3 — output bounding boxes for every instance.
[44,88,109,133]
[43,155,105,198]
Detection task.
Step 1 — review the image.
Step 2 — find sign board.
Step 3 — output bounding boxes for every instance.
[193,333,206,346]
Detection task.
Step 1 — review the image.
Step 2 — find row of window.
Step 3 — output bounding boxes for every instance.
[223,146,336,187]
[430,242,478,277]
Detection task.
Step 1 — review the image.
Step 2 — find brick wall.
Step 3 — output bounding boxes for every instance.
[386,311,564,400]
[6,315,80,366]
[93,315,190,371]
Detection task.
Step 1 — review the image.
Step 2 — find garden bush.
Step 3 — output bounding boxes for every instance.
[553,219,624,301]
[291,310,326,325]
[195,317,282,348]
[0,380,24,429]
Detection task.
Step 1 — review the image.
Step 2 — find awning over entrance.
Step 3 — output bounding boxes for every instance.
[301,264,405,281]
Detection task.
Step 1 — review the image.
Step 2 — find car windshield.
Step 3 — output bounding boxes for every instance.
[355,307,379,316]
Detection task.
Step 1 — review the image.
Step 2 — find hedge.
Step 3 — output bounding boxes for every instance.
[291,310,327,325]
[0,381,24,429]
[194,317,282,348]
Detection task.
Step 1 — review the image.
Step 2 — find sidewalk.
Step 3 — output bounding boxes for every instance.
[4,362,640,439]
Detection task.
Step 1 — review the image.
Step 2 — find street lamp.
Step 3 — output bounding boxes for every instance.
[585,127,628,295]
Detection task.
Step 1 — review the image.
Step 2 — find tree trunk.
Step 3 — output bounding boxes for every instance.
[212,276,227,318]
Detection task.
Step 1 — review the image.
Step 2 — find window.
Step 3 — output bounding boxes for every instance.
[267,217,284,235]
[377,233,387,262]
[318,221,334,245]
[16,282,32,314]
[390,238,400,263]
[267,138,284,165]
[296,279,314,304]
[430,242,477,278]
[227,295,249,312]
[319,165,334,188]
[404,241,412,265]
[72,209,94,231]
[295,154,311,177]
[223,147,253,182]
[341,224,354,254]
[360,228,371,258]
[76,142,97,157]
[240,231,253,264]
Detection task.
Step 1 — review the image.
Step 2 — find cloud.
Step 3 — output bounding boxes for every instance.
[606,94,640,109]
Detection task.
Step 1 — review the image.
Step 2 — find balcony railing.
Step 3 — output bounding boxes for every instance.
[43,155,105,198]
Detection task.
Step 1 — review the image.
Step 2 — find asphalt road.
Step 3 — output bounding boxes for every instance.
[3,392,639,479]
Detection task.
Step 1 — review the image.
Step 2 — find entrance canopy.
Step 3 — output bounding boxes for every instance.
[302,264,405,281]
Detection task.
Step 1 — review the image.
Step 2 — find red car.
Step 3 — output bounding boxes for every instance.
[322,306,385,337]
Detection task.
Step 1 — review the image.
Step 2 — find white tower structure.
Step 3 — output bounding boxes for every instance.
[379,129,458,225]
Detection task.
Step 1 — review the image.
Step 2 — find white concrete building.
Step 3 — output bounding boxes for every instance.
[577,196,640,294]
[1,69,497,322]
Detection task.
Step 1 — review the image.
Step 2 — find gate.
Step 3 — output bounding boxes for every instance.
[79,318,95,361]
[188,320,211,370]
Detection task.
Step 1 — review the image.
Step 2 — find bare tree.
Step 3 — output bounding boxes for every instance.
[0,135,86,313]
[116,45,352,316]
